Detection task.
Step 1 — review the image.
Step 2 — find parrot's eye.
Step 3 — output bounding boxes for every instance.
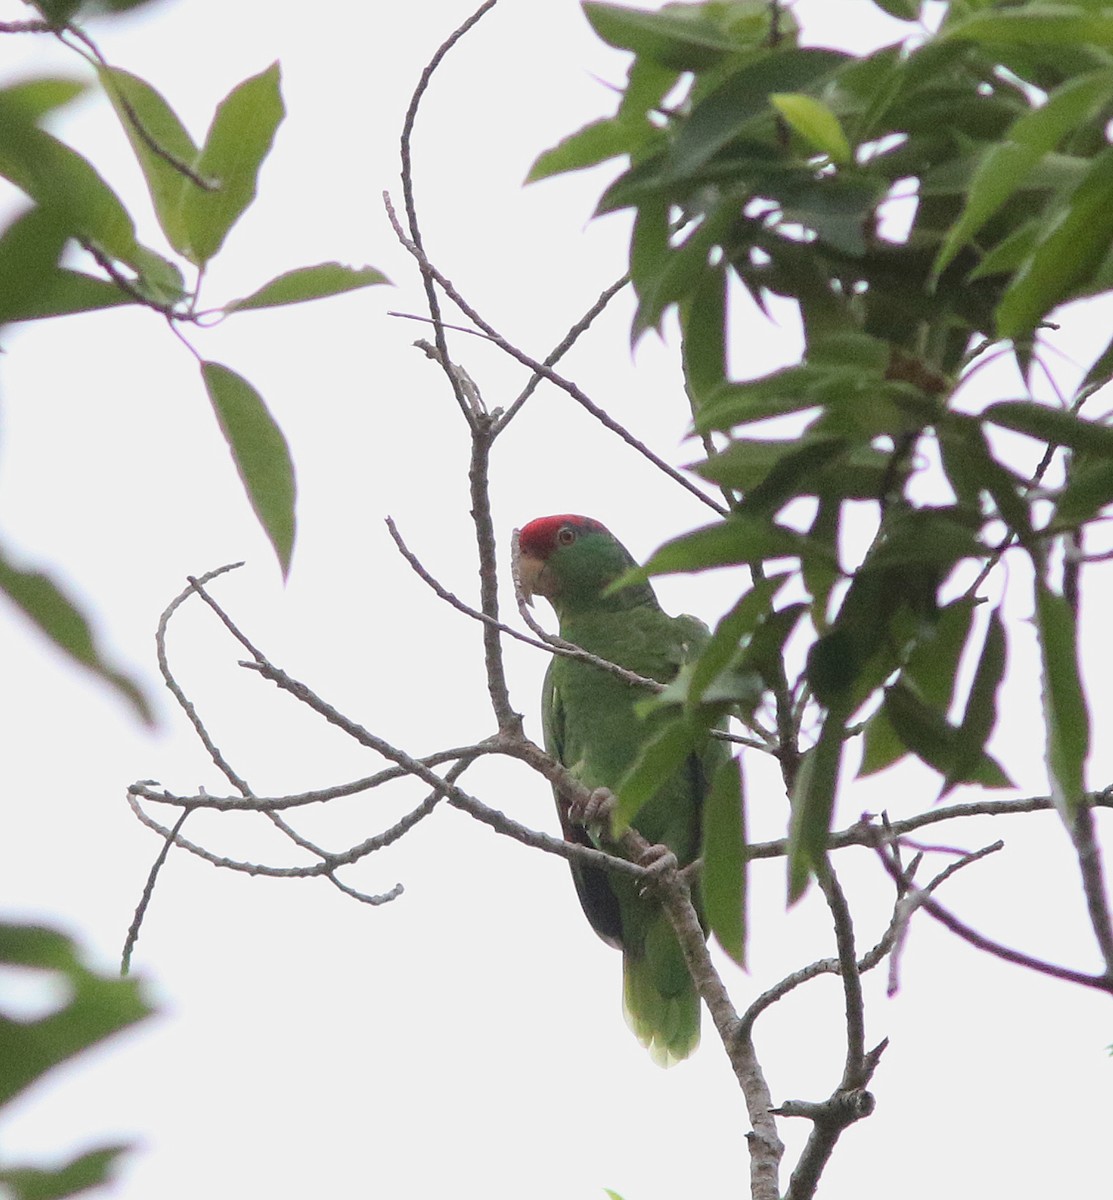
[557,526,576,546]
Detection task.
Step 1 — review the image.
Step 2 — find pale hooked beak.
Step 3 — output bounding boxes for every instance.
[512,528,549,606]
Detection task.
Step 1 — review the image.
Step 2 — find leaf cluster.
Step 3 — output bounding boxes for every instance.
[532,0,1110,914]
[0,922,153,1200]
[0,20,389,718]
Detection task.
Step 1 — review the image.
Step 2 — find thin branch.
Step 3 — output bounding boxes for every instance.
[469,422,519,730]
[120,809,188,975]
[604,824,783,1200]
[1069,800,1113,980]
[887,840,1004,995]
[495,273,630,432]
[741,795,1113,861]
[126,744,494,811]
[398,0,499,426]
[870,830,1113,992]
[815,859,866,1088]
[383,191,727,516]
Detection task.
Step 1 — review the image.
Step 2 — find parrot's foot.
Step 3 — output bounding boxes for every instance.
[570,786,616,831]
[637,843,679,895]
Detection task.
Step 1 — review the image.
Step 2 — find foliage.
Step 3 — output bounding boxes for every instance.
[533,0,1113,906]
[0,922,153,1199]
[0,3,388,718]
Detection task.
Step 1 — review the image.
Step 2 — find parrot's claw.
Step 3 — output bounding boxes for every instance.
[570,786,616,831]
[637,843,678,895]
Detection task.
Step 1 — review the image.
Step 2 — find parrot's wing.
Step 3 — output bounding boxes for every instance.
[543,660,624,948]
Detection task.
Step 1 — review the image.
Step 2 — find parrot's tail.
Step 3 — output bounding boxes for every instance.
[622,916,700,1067]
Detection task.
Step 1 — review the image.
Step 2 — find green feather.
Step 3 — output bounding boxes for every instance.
[533,518,728,1065]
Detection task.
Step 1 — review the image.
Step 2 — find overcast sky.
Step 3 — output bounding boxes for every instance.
[2,2,1111,1198]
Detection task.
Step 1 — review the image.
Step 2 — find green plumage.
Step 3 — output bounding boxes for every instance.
[521,515,727,1066]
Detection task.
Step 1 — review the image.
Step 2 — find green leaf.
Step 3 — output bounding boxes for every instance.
[0,78,87,122]
[688,572,790,706]
[0,544,153,723]
[983,399,1113,455]
[180,63,284,266]
[668,49,849,179]
[770,92,852,164]
[1055,453,1113,526]
[872,0,921,17]
[527,118,645,182]
[942,607,1009,798]
[1035,581,1089,823]
[863,508,985,573]
[788,702,848,901]
[632,515,813,581]
[681,263,728,413]
[0,209,140,322]
[702,757,746,966]
[0,922,153,1107]
[200,362,297,578]
[0,96,143,270]
[906,597,978,710]
[943,8,1113,51]
[882,678,1012,788]
[583,1,746,69]
[938,415,1033,539]
[859,705,905,777]
[934,69,1113,278]
[996,147,1113,339]
[0,1146,127,1200]
[224,262,390,312]
[98,66,200,255]
[0,206,66,323]
[613,718,700,831]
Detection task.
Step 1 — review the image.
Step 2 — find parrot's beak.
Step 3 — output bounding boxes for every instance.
[515,550,547,606]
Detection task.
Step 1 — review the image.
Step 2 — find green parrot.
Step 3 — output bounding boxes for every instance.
[517,513,728,1065]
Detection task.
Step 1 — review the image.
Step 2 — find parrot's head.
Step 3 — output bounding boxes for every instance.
[515,515,656,615]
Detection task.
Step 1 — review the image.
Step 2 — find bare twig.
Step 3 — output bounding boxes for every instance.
[887,840,1005,995]
[870,830,1113,992]
[120,808,188,974]
[398,0,499,426]
[496,273,630,431]
[1068,798,1113,981]
[383,191,728,516]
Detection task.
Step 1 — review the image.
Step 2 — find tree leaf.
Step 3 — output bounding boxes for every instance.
[983,399,1113,455]
[941,607,1009,798]
[996,147,1113,339]
[702,757,746,966]
[98,66,199,255]
[0,95,142,269]
[1035,581,1089,824]
[527,118,646,182]
[0,1146,127,1200]
[613,717,699,831]
[934,68,1113,278]
[943,8,1113,51]
[680,263,727,413]
[224,262,389,312]
[688,572,790,705]
[583,1,746,69]
[0,922,153,1107]
[629,516,812,582]
[788,702,847,901]
[770,92,852,164]
[0,544,153,723]
[200,362,297,578]
[180,63,284,266]
[668,49,848,179]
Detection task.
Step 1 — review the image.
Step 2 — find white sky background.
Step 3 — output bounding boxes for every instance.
[1,1,1111,1197]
